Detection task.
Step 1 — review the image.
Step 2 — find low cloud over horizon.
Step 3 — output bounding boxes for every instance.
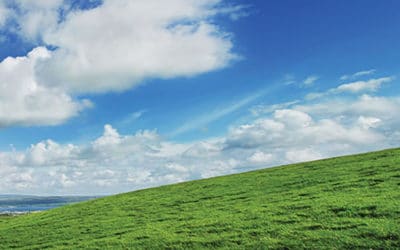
[1,74,399,194]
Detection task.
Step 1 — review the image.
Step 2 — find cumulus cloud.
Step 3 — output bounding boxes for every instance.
[357,116,381,129]
[0,47,91,127]
[248,151,274,164]
[0,0,240,126]
[0,124,193,194]
[7,0,65,41]
[1,90,399,195]
[285,148,322,163]
[296,94,400,123]
[34,0,238,93]
[225,109,385,151]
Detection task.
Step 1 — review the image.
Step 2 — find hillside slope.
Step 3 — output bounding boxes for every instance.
[0,148,399,249]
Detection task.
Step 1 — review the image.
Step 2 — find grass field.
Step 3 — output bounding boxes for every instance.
[0,148,399,249]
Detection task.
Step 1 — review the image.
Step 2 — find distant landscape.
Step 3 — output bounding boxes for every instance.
[0,195,98,214]
[0,148,399,249]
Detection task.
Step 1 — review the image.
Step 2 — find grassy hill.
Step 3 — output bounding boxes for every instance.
[0,148,399,249]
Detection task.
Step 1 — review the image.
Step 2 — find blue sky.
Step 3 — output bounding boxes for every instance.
[0,0,400,195]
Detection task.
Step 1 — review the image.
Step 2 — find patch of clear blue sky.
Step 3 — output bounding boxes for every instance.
[1,0,400,150]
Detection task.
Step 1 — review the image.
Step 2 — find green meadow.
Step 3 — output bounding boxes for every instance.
[0,148,399,249]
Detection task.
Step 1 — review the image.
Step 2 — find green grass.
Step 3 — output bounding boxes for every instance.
[1,148,400,249]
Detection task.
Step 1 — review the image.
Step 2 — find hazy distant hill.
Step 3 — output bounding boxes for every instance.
[0,148,399,249]
[0,195,98,214]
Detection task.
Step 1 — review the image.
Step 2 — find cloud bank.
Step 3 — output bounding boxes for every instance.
[1,86,399,194]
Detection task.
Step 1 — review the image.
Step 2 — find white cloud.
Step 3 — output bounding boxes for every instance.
[0,89,399,195]
[357,116,381,129]
[35,0,239,94]
[285,148,322,163]
[274,109,313,128]
[248,151,274,164]
[336,77,393,93]
[225,109,385,151]
[11,0,66,41]
[217,4,250,21]
[303,75,319,86]
[296,94,400,123]
[340,69,376,81]
[307,76,393,100]
[0,0,241,127]
[0,47,91,127]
